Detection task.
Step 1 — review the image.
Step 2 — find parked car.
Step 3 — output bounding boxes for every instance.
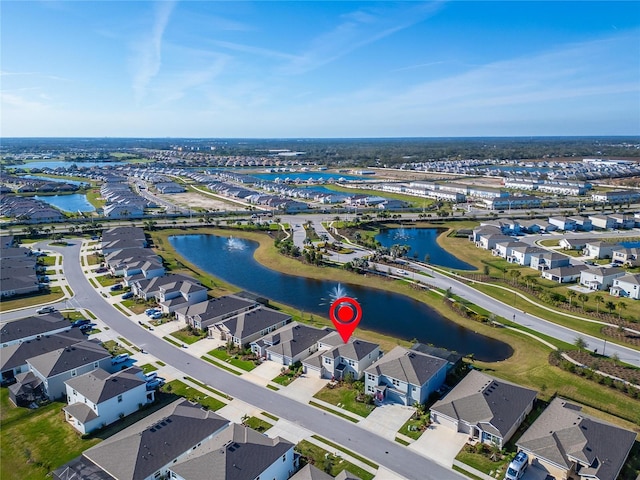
[110,283,123,291]
[504,451,528,480]
[396,269,408,275]
[146,308,160,316]
[111,353,129,365]
[79,323,97,332]
[150,312,162,320]
[72,319,91,328]
[36,306,56,314]
[96,267,108,273]
[146,377,165,390]
[144,372,158,382]
[122,291,134,300]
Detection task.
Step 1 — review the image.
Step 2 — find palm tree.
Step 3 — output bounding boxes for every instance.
[617,301,627,320]
[605,301,616,315]
[567,290,577,307]
[578,293,589,310]
[574,336,588,350]
[509,269,521,286]
[594,294,603,314]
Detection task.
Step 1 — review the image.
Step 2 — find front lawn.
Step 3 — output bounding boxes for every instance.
[242,416,273,433]
[160,380,225,411]
[121,299,149,315]
[313,382,375,418]
[398,412,430,440]
[0,286,64,312]
[295,440,374,480]
[101,340,132,356]
[94,274,119,287]
[0,389,100,480]
[207,347,257,371]
[455,443,511,478]
[139,363,158,374]
[171,327,207,345]
[272,362,303,386]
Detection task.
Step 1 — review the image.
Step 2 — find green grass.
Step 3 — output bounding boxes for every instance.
[0,389,100,480]
[261,411,279,421]
[308,401,358,423]
[85,188,106,209]
[0,286,65,312]
[156,360,166,367]
[163,335,183,348]
[86,253,101,265]
[94,274,119,287]
[266,384,280,391]
[139,363,158,374]
[201,355,243,375]
[171,327,207,345]
[455,447,509,477]
[295,440,375,480]
[112,303,131,316]
[311,435,378,469]
[38,256,57,266]
[207,348,256,371]
[183,376,233,400]
[398,415,429,441]
[313,384,375,418]
[117,337,133,346]
[243,416,273,433]
[101,340,132,357]
[452,464,484,480]
[160,380,225,411]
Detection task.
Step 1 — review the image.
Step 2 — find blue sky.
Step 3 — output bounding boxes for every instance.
[2,1,639,137]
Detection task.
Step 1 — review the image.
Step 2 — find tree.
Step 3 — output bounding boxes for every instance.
[605,301,616,315]
[509,269,521,286]
[567,290,576,307]
[578,293,589,310]
[574,336,588,350]
[594,294,603,314]
[617,301,627,320]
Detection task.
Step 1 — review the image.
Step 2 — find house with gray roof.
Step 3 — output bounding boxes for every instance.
[64,366,152,434]
[364,346,448,406]
[1,313,71,348]
[529,251,571,271]
[53,399,230,480]
[579,267,625,291]
[583,241,619,259]
[430,370,537,448]
[291,464,362,480]
[208,307,291,347]
[101,227,147,254]
[1,328,85,381]
[610,273,640,299]
[559,238,595,251]
[541,264,588,283]
[157,279,208,314]
[131,273,201,301]
[176,295,258,331]
[250,322,334,365]
[168,423,296,480]
[26,340,112,400]
[507,245,547,266]
[303,332,382,381]
[516,397,636,480]
[611,246,640,267]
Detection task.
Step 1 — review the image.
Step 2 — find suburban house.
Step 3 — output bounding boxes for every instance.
[64,366,153,434]
[53,399,231,480]
[25,340,113,400]
[476,233,514,250]
[548,216,577,231]
[529,252,570,271]
[517,398,636,480]
[1,313,71,348]
[582,241,618,259]
[559,238,595,251]
[121,259,165,285]
[176,295,258,331]
[507,245,547,266]
[291,464,362,480]
[609,213,636,229]
[541,265,588,283]
[430,370,537,448]
[579,267,625,291]
[591,189,640,204]
[250,322,334,365]
[410,343,464,372]
[168,423,297,480]
[610,273,640,299]
[105,249,161,277]
[588,215,616,230]
[612,246,640,266]
[8,371,46,406]
[493,240,525,259]
[1,328,85,382]
[364,346,448,406]
[156,279,208,314]
[101,226,148,254]
[303,332,382,381]
[131,273,201,301]
[470,225,502,243]
[569,216,593,231]
[208,307,291,347]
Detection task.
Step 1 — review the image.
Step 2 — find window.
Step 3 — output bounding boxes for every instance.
[367,374,375,381]
[117,395,123,403]
[392,379,400,387]
[324,357,331,364]
[282,453,286,462]
[94,362,98,368]
[71,369,77,377]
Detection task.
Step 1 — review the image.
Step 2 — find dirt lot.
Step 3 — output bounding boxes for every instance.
[158,191,247,211]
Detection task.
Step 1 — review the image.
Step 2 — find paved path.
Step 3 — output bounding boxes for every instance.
[37,240,465,480]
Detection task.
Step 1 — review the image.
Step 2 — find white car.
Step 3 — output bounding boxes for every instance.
[396,269,408,275]
[111,353,130,365]
[144,372,158,382]
[36,306,56,314]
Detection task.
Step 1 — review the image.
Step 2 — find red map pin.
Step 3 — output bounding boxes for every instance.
[329,296,362,343]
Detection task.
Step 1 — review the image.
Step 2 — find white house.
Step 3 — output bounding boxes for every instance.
[1,313,71,348]
[548,217,576,231]
[541,265,587,283]
[610,273,640,299]
[63,367,153,434]
[589,214,616,230]
[609,213,636,229]
[579,267,625,291]
[250,322,333,365]
[157,280,208,314]
[612,247,640,266]
[530,252,570,271]
[303,332,382,381]
[508,245,547,266]
[583,241,619,259]
[364,346,448,406]
[493,241,525,259]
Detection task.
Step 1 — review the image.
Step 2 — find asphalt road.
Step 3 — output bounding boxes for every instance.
[41,240,465,480]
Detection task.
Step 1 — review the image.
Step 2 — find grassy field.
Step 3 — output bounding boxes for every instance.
[85,188,106,209]
[101,339,132,356]
[160,380,225,411]
[295,440,375,480]
[207,348,256,371]
[313,384,375,418]
[139,363,158,374]
[94,274,119,287]
[0,389,100,480]
[171,327,207,345]
[243,416,273,433]
[0,286,64,312]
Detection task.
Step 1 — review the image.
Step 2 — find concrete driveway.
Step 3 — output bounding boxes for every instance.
[242,361,284,387]
[279,374,328,403]
[409,423,468,467]
[358,403,415,440]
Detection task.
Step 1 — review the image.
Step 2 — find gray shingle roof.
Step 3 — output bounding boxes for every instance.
[365,346,448,386]
[83,399,230,480]
[64,367,145,404]
[430,370,537,439]
[179,295,256,320]
[169,423,294,480]
[1,313,70,344]
[0,328,85,372]
[517,398,636,480]
[321,334,379,362]
[27,340,110,377]
[215,307,290,341]
[262,322,333,359]
[63,402,99,423]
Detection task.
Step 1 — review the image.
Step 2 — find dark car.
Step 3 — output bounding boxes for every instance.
[110,283,123,291]
[96,267,108,273]
[122,291,134,300]
[79,323,96,332]
[72,319,91,328]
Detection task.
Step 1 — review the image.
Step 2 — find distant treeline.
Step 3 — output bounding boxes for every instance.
[1,136,638,166]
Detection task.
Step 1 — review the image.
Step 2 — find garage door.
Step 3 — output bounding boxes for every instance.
[431,411,458,431]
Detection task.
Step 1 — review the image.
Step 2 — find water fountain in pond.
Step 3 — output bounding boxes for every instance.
[320,283,352,306]
[226,236,246,251]
[393,225,411,240]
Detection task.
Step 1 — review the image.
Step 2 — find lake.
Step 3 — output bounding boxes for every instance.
[22,175,88,186]
[34,194,95,212]
[375,228,475,270]
[169,234,511,361]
